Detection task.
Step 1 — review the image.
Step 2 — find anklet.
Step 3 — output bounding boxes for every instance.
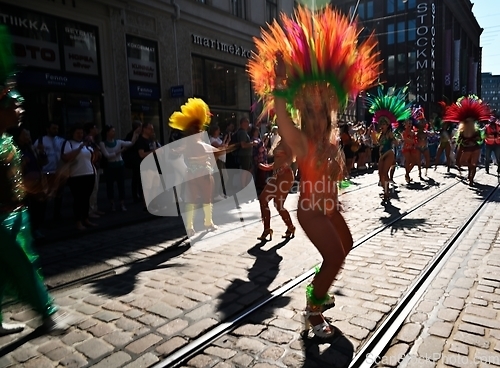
[306,284,329,306]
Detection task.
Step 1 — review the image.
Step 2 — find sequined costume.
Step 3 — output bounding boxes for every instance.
[401,130,417,154]
[0,133,58,324]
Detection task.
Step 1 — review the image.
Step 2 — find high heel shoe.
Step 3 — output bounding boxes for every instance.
[257,229,273,241]
[302,304,334,338]
[283,226,295,238]
[322,293,336,311]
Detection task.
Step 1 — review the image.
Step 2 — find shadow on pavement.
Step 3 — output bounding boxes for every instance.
[88,243,191,297]
[0,326,45,358]
[379,202,428,234]
[38,222,189,282]
[469,181,500,202]
[215,237,292,321]
[300,327,354,367]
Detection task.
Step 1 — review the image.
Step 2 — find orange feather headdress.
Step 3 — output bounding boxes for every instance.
[247,5,382,120]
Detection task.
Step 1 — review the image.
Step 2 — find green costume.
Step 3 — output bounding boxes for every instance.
[0,25,57,324]
[0,133,58,324]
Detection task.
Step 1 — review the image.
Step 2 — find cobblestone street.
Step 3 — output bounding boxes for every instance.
[1,168,499,368]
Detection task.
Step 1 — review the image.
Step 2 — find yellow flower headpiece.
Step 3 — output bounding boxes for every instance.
[169,98,211,132]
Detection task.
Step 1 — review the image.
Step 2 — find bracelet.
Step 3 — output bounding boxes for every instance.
[274,77,287,91]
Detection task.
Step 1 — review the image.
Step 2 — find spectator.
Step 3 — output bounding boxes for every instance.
[100,124,140,212]
[123,121,143,202]
[33,122,65,220]
[84,122,104,218]
[61,124,97,230]
[236,117,256,188]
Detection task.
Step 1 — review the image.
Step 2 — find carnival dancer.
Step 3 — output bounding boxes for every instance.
[0,26,72,335]
[169,98,223,237]
[413,107,430,178]
[365,86,412,200]
[248,4,380,337]
[257,135,295,241]
[484,115,500,175]
[433,101,454,172]
[401,119,419,183]
[444,95,490,186]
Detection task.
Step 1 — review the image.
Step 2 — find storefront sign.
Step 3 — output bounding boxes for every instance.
[415,1,436,103]
[126,35,158,84]
[0,4,102,77]
[0,4,60,70]
[63,21,99,76]
[170,85,184,98]
[192,34,252,58]
[129,82,160,100]
[17,70,102,93]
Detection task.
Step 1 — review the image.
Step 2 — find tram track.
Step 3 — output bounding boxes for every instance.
[151,175,475,368]
[36,172,405,271]
[348,182,500,368]
[1,168,487,368]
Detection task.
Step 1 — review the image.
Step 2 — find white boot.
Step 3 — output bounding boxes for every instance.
[0,322,25,335]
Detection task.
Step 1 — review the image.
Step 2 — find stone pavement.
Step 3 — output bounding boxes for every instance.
[384,187,500,368]
[0,168,495,368]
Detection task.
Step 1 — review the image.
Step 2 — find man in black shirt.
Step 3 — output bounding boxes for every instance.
[134,122,156,208]
[236,117,256,189]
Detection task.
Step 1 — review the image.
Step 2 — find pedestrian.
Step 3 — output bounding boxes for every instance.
[248,5,380,337]
[0,25,72,335]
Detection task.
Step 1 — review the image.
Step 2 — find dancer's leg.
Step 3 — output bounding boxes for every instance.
[258,177,276,232]
[0,210,57,321]
[298,206,348,335]
[273,170,295,237]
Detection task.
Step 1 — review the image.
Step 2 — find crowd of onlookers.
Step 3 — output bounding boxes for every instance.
[9,115,500,240]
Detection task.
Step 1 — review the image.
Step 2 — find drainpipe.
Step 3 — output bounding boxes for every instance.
[171,0,181,86]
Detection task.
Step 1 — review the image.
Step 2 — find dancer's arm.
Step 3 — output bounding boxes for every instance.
[274,54,307,158]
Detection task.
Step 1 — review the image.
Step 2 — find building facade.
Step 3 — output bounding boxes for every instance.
[331,0,482,121]
[1,0,294,142]
[481,73,500,112]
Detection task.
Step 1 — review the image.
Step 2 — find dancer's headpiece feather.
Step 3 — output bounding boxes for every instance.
[247,5,381,120]
[0,25,23,108]
[169,98,211,132]
[443,95,491,123]
[365,85,412,129]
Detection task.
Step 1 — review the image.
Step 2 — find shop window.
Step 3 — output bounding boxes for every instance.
[397,21,405,43]
[407,0,416,9]
[358,3,365,20]
[388,55,395,76]
[131,100,161,142]
[397,0,406,11]
[387,0,394,14]
[192,55,251,131]
[397,53,406,75]
[231,0,246,19]
[266,0,277,24]
[387,24,395,45]
[408,51,416,73]
[408,20,416,41]
[47,93,103,139]
[366,1,374,19]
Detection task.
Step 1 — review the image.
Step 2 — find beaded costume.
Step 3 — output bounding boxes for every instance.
[248,5,380,216]
[0,26,58,328]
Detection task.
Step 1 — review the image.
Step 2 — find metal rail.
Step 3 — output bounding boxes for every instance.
[153,179,462,368]
[349,183,500,368]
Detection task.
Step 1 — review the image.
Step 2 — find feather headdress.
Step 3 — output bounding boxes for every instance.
[247,5,381,120]
[443,95,491,123]
[365,85,412,129]
[169,98,211,132]
[0,25,23,107]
